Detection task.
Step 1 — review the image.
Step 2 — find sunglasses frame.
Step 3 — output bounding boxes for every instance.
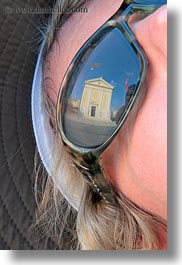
[56,0,166,205]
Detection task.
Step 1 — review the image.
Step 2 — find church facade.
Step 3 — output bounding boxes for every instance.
[79,77,114,121]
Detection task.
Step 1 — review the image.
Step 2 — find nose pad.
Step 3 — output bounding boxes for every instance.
[129,5,167,59]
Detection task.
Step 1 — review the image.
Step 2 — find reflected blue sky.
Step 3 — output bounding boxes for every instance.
[70,27,140,111]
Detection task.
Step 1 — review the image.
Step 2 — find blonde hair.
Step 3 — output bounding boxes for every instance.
[33,0,167,250]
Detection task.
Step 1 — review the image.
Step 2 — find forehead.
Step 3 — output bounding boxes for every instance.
[44,0,122,105]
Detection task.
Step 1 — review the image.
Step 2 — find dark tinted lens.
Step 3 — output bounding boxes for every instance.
[133,0,166,4]
[61,27,141,148]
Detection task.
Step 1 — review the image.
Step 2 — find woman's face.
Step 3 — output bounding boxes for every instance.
[45,0,167,219]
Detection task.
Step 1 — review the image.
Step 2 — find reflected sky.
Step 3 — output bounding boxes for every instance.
[70,27,140,111]
[134,0,166,4]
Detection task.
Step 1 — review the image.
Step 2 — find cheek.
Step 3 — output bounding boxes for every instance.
[127,6,167,206]
[129,74,167,203]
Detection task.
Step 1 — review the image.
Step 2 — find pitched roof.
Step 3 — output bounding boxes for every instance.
[84,77,114,90]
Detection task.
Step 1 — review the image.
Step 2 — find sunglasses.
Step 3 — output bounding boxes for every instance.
[56,0,166,206]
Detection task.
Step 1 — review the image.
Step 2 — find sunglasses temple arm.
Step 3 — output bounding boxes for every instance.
[73,159,119,206]
[116,3,165,23]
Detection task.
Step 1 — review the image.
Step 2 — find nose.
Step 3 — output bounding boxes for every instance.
[130,5,167,71]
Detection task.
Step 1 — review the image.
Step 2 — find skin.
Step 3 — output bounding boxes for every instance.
[45,0,167,220]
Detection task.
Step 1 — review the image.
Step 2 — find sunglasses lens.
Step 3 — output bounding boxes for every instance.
[135,0,166,3]
[60,27,142,148]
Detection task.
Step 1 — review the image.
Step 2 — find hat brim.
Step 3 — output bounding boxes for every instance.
[31,45,81,211]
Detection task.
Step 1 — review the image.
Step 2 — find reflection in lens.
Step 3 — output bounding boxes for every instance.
[134,0,166,4]
[61,27,141,148]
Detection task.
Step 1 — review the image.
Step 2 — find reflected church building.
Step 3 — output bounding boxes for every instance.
[79,77,114,121]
